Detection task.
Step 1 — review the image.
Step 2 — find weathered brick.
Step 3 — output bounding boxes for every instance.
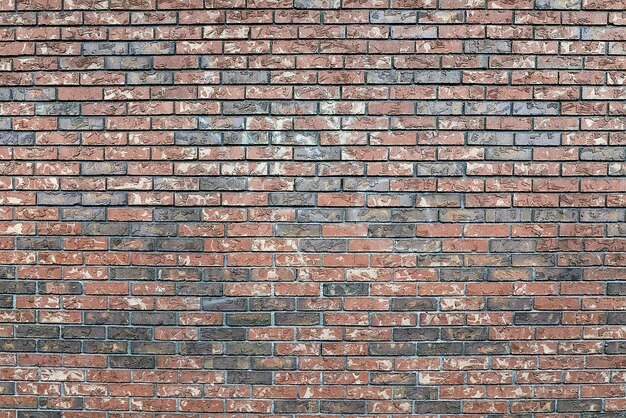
[394,387,438,400]
[110,355,155,369]
[62,326,106,339]
[608,283,626,296]
[84,341,128,354]
[274,400,318,413]
[370,342,415,356]
[320,400,366,414]
[323,283,368,296]
[300,239,346,252]
[297,209,344,222]
[178,342,222,355]
[37,192,81,206]
[85,312,130,325]
[105,56,152,69]
[82,192,127,206]
[58,117,104,130]
[227,371,272,385]
[16,237,62,250]
[275,313,319,326]
[464,341,510,355]
[108,327,152,340]
[16,325,59,338]
[557,400,602,412]
[393,328,439,341]
[175,131,222,145]
[226,313,271,326]
[81,162,126,176]
[200,328,246,341]
[131,312,176,326]
[127,71,173,85]
[514,313,560,327]
[269,192,316,206]
[129,41,175,55]
[0,132,35,145]
[369,224,415,238]
[414,401,461,414]
[82,42,128,56]
[3,1,624,415]
[222,71,269,84]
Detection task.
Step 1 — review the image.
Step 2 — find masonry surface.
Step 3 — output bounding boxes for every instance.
[0,0,625,416]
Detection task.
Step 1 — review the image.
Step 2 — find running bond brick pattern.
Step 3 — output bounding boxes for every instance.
[0,0,626,416]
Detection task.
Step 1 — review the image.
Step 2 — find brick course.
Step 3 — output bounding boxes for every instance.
[1,0,626,416]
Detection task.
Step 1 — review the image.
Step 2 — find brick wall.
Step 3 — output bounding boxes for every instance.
[1,0,626,416]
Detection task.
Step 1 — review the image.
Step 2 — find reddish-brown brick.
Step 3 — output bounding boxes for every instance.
[0,0,624,415]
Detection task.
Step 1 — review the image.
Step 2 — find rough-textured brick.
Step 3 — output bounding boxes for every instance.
[0,0,625,416]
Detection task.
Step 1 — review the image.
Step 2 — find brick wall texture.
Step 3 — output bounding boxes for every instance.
[1,0,626,416]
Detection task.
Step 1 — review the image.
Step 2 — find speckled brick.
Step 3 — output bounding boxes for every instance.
[0,0,625,416]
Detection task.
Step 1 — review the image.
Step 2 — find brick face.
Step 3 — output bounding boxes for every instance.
[0,0,625,416]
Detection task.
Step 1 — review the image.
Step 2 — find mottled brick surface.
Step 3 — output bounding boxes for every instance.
[0,0,626,416]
